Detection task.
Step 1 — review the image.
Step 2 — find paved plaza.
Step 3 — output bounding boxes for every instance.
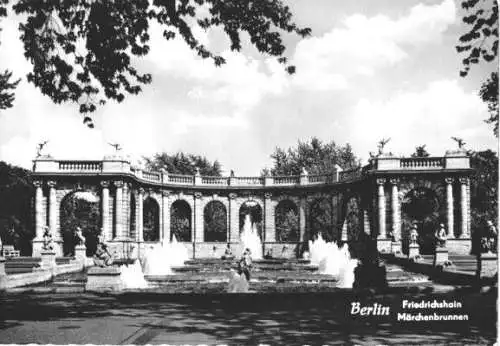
[0,287,496,345]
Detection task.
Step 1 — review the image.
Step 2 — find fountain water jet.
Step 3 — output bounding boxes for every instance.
[239,214,262,259]
[121,261,148,289]
[141,235,189,276]
[308,233,358,288]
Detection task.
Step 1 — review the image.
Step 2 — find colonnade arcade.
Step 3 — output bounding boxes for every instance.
[31,153,473,258]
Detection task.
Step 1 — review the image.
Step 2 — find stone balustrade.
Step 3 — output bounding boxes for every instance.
[33,154,469,189]
[400,157,444,169]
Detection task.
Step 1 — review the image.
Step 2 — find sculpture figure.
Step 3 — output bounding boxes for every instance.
[221,243,234,260]
[93,242,113,267]
[481,220,497,253]
[36,140,49,158]
[377,138,391,155]
[75,226,86,246]
[435,223,447,248]
[410,224,418,245]
[42,226,54,251]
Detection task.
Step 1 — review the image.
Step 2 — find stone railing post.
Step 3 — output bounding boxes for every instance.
[390,178,401,241]
[194,169,202,186]
[299,169,309,185]
[264,193,275,242]
[377,178,387,239]
[459,178,470,238]
[137,188,144,242]
[114,180,124,239]
[100,181,111,241]
[194,192,203,243]
[229,193,239,242]
[445,178,454,238]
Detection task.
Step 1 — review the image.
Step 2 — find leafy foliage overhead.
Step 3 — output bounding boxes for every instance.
[456,0,499,137]
[265,137,360,176]
[12,0,310,126]
[144,151,222,176]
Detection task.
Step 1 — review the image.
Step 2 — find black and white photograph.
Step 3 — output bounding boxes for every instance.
[0,0,497,344]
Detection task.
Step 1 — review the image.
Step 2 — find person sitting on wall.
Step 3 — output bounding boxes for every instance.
[221,243,234,260]
[93,242,113,267]
[238,248,252,281]
[435,223,447,248]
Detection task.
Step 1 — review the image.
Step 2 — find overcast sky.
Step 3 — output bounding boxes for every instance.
[0,0,497,175]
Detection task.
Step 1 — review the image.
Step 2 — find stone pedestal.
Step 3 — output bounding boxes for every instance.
[391,241,402,255]
[32,239,44,257]
[433,248,449,266]
[85,267,123,291]
[408,244,420,259]
[40,251,57,270]
[377,239,392,253]
[477,252,498,279]
[0,256,5,276]
[75,245,87,265]
[0,257,5,290]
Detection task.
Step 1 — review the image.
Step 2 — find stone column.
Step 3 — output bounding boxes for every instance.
[47,181,58,239]
[194,192,203,243]
[299,196,307,242]
[390,178,401,241]
[264,193,275,242]
[459,178,470,238]
[136,188,144,242]
[114,180,124,239]
[100,181,111,241]
[34,180,44,240]
[445,178,454,238]
[377,178,386,239]
[162,190,170,242]
[229,193,239,242]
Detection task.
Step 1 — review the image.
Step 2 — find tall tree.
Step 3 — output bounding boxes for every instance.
[411,145,430,158]
[0,161,33,254]
[456,0,499,136]
[8,0,310,126]
[265,137,360,176]
[470,149,498,229]
[144,152,222,176]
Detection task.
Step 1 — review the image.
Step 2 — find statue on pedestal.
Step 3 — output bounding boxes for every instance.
[75,226,86,246]
[435,223,447,248]
[410,224,419,245]
[221,243,234,260]
[42,227,54,251]
[93,242,113,267]
[481,220,497,253]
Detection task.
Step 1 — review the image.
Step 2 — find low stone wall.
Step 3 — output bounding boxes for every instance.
[447,239,471,255]
[477,253,498,279]
[1,270,53,289]
[0,256,85,290]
